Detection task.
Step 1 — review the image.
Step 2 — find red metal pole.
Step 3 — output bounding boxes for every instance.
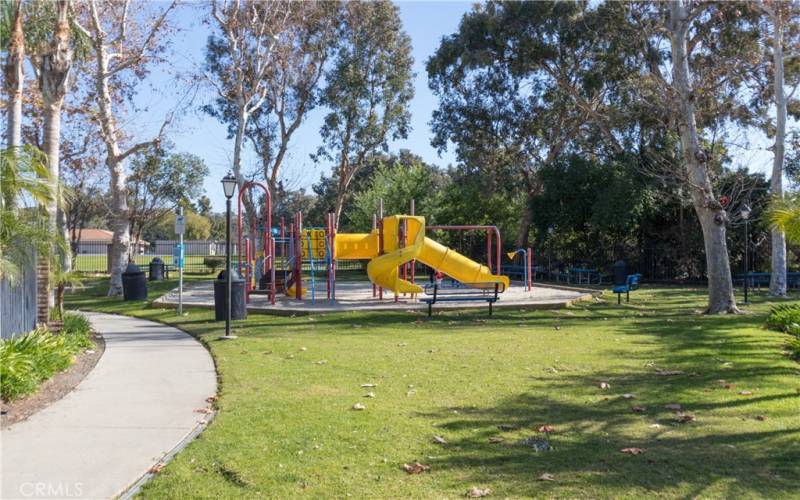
[372,213,377,298]
[331,212,337,301]
[527,247,532,291]
[410,199,416,298]
[486,229,492,273]
[295,212,303,300]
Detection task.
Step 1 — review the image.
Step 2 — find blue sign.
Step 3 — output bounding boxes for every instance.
[173,243,185,269]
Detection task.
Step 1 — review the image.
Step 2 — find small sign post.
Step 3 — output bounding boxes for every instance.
[175,207,185,314]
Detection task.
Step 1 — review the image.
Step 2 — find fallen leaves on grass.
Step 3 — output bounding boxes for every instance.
[621,393,635,399]
[631,406,647,413]
[194,408,213,414]
[148,463,165,474]
[488,437,505,443]
[351,403,365,411]
[360,383,377,388]
[403,462,429,474]
[755,415,767,421]
[314,360,327,365]
[537,425,555,433]
[365,392,376,398]
[516,437,552,451]
[620,447,644,455]
[664,403,682,411]
[537,473,556,481]
[674,413,695,424]
[432,435,447,444]
[205,395,218,404]
[497,424,519,431]
[300,347,307,352]
[599,382,611,390]
[466,486,491,497]
[739,390,753,396]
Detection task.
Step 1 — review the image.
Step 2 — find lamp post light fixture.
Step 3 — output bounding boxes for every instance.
[220,172,238,339]
[741,204,752,305]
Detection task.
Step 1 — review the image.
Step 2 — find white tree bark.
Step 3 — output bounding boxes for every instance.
[3,0,23,149]
[669,1,737,313]
[83,0,174,295]
[768,7,787,297]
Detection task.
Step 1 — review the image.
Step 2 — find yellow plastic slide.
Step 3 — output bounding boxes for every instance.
[336,215,509,294]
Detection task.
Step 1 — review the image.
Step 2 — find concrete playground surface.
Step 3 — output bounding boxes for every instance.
[154,280,595,315]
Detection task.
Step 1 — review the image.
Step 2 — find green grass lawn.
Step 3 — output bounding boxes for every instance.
[66,280,800,499]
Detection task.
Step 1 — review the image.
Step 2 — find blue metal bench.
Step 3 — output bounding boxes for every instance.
[420,282,502,317]
[612,274,641,304]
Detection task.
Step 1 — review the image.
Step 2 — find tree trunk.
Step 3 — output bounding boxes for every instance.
[107,156,131,296]
[3,0,23,149]
[515,195,533,249]
[769,9,787,297]
[669,1,737,314]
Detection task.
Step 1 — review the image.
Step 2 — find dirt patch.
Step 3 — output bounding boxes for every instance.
[1,332,105,428]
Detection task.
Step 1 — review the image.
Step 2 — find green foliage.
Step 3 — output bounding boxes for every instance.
[0,312,93,401]
[148,211,213,241]
[766,304,800,333]
[768,193,800,245]
[347,151,448,231]
[0,146,55,284]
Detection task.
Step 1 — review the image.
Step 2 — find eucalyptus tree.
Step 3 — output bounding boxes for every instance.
[427,1,635,247]
[314,0,414,229]
[206,0,294,187]
[755,1,800,297]
[205,0,339,201]
[77,0,178,296]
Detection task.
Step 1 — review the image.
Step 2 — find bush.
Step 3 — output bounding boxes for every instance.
[766,304,800,333]
[204,256,225,273]
[0,312,94,401]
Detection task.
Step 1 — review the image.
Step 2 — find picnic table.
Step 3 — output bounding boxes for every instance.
[566,268,603,285]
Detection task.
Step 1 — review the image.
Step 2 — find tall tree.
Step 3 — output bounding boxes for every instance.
[30,0,74,276]
[78,0,177,296]
[206,0,293,187]
[205,0,338,200]
[2,0,24,149]
[314,0,414,228]
[757,1,800,297]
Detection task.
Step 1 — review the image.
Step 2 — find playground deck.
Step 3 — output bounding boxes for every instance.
[154,281,593,315]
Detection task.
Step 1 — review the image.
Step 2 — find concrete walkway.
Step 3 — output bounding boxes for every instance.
[1,312,217,499]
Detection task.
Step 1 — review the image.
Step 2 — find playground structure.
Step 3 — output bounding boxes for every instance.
[233,182,526,308]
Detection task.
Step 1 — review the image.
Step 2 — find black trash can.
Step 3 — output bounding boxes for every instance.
[149,257,165,281]
[214,269,247,321]
[122,263,148,300]
[612,260,627,287]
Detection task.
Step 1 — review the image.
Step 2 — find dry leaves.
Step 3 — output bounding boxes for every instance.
[755,415,767,421]
[620,447,645,455]
[537,425,555,433]
[599,382,611,390]
[621,393,635,399]
[205,395,218,404]
[488,437,505,444]
[403,462,430,474]
[351,403,365,411]
[365,392,376,398]
[664,403,682,411]
[466,486,491,497]
[674,413,695,424]
[148,463,165,474]
[537,473,556,481]
[360,383,377,388]
[432,435,447,445]
[739,390,753,396]
[194,408,213,414]
[631,406,647,413]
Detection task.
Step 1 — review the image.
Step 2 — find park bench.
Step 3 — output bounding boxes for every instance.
[420,282,503,317]
[612,273,641,304]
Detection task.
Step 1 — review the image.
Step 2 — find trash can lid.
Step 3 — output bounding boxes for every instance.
[123,262,143,275]
[217,269,242,281]
[151,257,163,263]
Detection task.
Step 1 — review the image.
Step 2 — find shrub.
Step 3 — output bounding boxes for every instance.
[204,256,225,273]
[0,313,94,401]
[766,304,800,333]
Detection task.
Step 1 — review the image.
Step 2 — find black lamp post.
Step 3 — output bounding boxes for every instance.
[741,204,751,305]
[221,172,238,339]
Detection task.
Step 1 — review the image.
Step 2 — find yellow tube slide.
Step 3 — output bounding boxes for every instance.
[417,237,509,291]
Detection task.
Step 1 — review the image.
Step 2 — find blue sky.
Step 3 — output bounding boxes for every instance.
[132,1,475,212]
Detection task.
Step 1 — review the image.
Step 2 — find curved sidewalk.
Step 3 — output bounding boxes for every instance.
[1,312,217,499]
